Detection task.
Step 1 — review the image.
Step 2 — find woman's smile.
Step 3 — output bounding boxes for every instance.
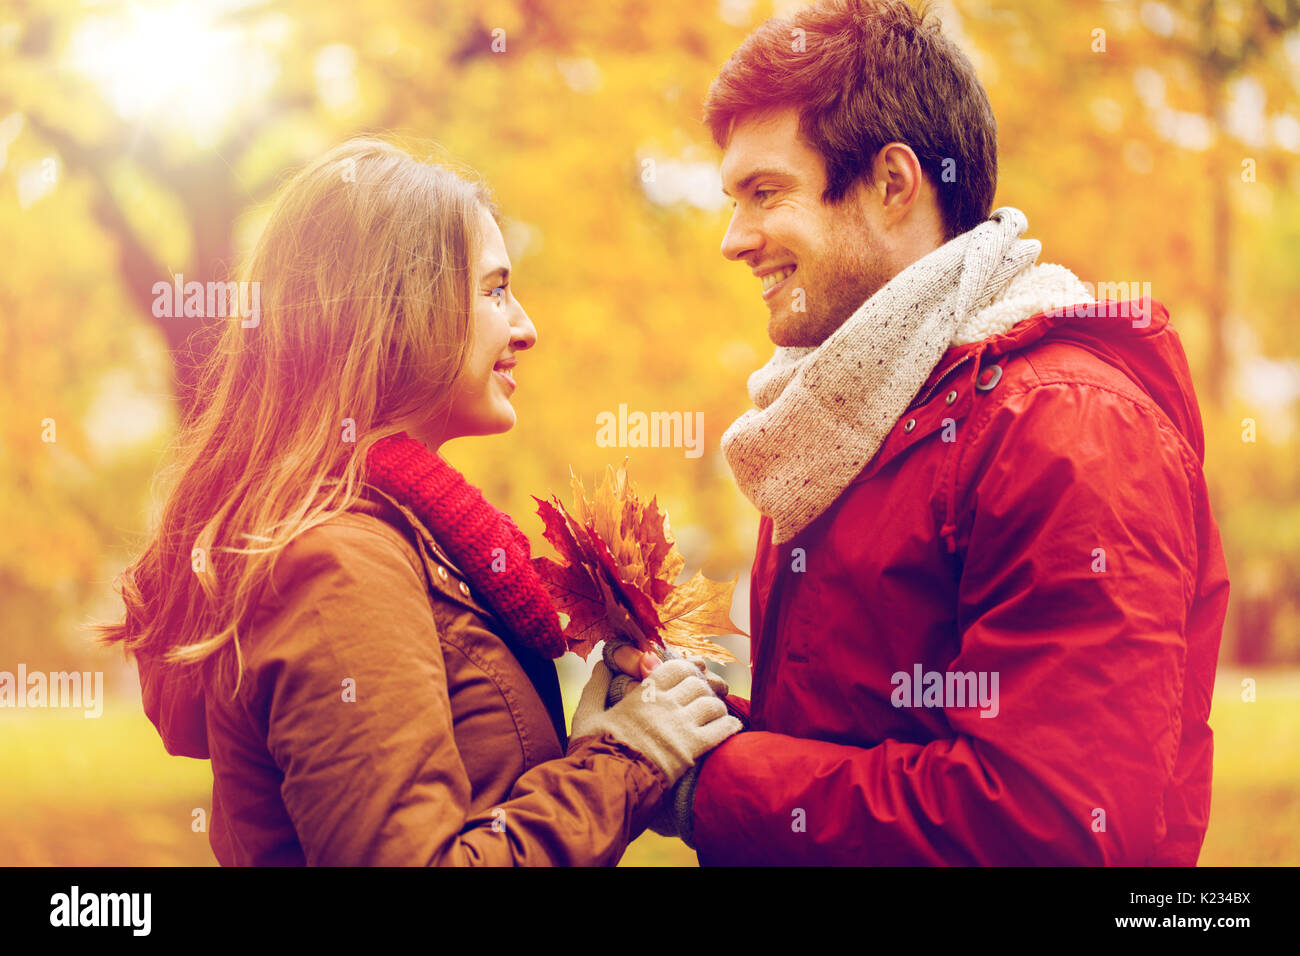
[493,358,517,392]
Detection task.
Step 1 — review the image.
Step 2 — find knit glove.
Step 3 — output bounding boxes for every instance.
[603,638,734,845]
[658,761,704,849]
[605,661,718,846]
[569,659,741,788]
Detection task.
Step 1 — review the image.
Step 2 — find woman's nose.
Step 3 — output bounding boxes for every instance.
[511,300,538,349]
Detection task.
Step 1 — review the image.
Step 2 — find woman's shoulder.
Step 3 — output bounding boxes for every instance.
[238,498,440,684]
[249,494,432,635]
[275,505,424,590]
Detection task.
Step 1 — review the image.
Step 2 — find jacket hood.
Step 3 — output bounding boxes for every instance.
[965,295,1206,462]
[138,485,405,761]
[139,652,209,759]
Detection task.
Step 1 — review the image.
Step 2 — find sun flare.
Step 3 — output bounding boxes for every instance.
[66,1,279,142]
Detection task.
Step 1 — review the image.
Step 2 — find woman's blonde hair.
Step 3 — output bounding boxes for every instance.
[97,136,496,694]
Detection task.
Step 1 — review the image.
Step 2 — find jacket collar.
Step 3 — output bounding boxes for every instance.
[906,296,1169,412]
[349,482,469,579]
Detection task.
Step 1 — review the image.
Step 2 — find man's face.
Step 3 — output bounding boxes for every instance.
[719,108,890,347]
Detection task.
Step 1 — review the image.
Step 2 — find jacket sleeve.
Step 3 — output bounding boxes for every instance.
[243,521,667,866]
[722,694,750,725]
[691,381,1200,864]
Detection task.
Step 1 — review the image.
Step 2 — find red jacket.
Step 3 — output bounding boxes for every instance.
[694,300,1230,865]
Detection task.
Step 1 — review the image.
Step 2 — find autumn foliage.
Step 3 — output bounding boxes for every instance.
[533,461,743,663]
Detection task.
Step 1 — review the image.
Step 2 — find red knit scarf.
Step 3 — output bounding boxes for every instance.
[364,432,566,659]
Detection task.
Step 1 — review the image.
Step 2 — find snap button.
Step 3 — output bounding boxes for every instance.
[436,566,449,582]
[903,418,916,433]
[458,581,471,597]
[975,364,1003,392]
[945,389,958,405]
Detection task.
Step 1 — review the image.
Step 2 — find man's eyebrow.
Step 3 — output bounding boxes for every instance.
[479,265,510,283]
[721,167,795,198]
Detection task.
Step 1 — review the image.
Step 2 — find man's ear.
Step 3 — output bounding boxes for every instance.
[873,142,926,224]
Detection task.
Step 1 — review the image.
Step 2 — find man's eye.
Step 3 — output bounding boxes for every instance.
[754,189,775,201]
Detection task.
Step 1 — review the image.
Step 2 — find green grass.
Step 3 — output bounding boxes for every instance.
[0,709,216,865]
[1197,667,1300,865]
[2,667,1294,866]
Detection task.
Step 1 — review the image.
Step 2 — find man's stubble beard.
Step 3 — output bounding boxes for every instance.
[776,227,888,348]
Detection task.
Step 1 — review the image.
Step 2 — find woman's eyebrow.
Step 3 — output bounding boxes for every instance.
[479,265,510,284]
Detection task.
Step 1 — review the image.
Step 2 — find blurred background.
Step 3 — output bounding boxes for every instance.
[0,0,1297,866]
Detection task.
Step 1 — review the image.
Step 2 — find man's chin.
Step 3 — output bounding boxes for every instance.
[767,310,797,347]
[768,312,826,349]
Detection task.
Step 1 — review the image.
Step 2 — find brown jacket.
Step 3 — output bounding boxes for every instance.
[140,483,669,865]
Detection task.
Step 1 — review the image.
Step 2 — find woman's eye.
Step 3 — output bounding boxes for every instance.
[489,284,507,300]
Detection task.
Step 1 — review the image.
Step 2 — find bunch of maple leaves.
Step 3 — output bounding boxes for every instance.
[532,461,744,663]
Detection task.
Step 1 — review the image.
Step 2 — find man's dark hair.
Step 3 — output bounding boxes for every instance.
[704,0,997,240]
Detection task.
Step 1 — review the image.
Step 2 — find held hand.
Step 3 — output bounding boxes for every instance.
[603,637,728,700]
[691,661,730,700]
[604,636,662,679]
[569,659,742,787]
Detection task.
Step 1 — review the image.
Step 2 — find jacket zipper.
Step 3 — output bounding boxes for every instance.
[907,351,976,411]
[748,348,984,719]
[749,540,790,719]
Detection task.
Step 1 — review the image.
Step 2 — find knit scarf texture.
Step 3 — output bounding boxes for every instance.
[364,433,567,659]
[720,206,1094,545]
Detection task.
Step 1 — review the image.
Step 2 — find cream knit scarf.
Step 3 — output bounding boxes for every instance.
[721,206,1094,544]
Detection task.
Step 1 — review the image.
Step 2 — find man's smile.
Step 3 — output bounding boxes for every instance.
[757,265,797,299]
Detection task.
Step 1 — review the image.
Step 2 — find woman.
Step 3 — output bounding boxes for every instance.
[98,138,742,865]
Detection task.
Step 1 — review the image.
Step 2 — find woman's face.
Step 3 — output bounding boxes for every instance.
[418,206,537,449]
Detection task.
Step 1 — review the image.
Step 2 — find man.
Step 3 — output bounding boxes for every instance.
[610,0,1228,865]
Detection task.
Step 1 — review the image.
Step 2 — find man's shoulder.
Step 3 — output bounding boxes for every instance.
[974,327,1194,457]
[938,337,1199,514]
[995,334,1154,412]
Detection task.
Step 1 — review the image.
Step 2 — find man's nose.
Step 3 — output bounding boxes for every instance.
[720,208,761,261]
